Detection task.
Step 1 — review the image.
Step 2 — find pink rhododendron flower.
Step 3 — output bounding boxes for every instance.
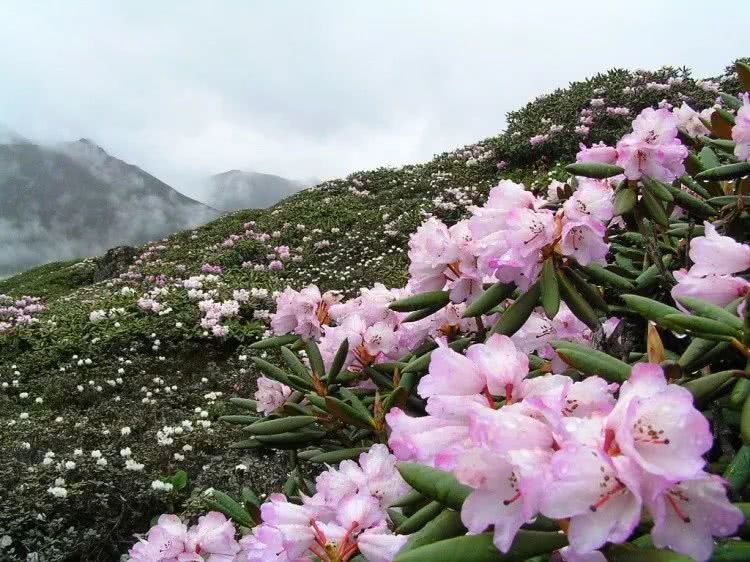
[469,180,540,241]
[607,363,712,480]
[127,513,240,562]
[271,285,340,340]
[385,407,471,466]
[688,222,750,277]
[254,376,293,416]
[460,449,550,553]
[184,512,241,561]
[576,142,617,165]
[542,448,643,553]
[407,218,480,304]
[560,218,609,266]
[465,334,529,401]
[418,341,485,398]
[356,529,409,562]
[732,93,750,161]
[563,179,615,224]
[673,102,711,138]
[556,546,607,562]
[644,473,743,562]
[671,269,749,309]
[128,514,188,561]
[615,107,688,182]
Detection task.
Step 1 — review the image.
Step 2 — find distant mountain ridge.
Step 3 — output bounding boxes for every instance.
[204,169,307,210]
[0,137,218,276]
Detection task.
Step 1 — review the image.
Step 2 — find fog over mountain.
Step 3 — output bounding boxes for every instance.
[0,133,218,277]
[203,170,309,211]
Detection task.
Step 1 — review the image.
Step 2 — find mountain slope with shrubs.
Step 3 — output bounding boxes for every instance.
[0,60,748,562]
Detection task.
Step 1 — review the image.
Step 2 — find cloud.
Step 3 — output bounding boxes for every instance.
[0,0,747,198]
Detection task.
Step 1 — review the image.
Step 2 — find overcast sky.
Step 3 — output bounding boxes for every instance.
[1,1,748,198]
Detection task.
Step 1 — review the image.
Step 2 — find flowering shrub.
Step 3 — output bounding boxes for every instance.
[128,61,750,562]
[3,60,750,561]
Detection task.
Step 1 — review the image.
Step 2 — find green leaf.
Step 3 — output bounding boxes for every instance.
[254,430,326,448]
[709,195,750,206]
[563,266,608,313]
[325,396,373,428]
[683,370,736,402]
[307,447,369,464]
[620,294,680,322]
[724,445,750,494]
[463,282,514,318]
[641,176,674,202]
[397,463,472,511]
[390,489,426,508]
[556,269,601,331]
[614,187,637,216]
[731,379,750,408]
[710,539,750,561]
[249,334,300,350]
[551,341,631,382]
[251,357,292,386]
[245,415,317,435]
[540,258,560,319]
[489,281,541,337]
[305,339,325,378]
[388,509,408,528]
[229,438,262,449]
[327,338,349,386]
[204,489,253,528]
[715,107,737,126]
[699,146,722,170]
[390,291,450,312]
[396,501,444,534]
[404,303,449,322]
[738,61,750,92]
[742,392,750,446]
[393,531,567,562]
[280,346,311,380]
[169,469,188,491]
[665,184,716,217]
[675,297,744,331]
[606,545,693,562]
[340,387,373,420]
[720,92,743,110]
[696,162,750,181]
[579,263,635,290]
[219,415,260,425]
[634,255,673,291]
[565,162,624,179]
[661,314,742,338]
[640,186,670,227]
[228,398,258,411]
[679,174,711,199]
[677,337,718,370]
[706,137,738,152]
[400,509,466,553]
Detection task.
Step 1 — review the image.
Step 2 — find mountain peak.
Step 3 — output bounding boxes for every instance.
[0,124,28,144]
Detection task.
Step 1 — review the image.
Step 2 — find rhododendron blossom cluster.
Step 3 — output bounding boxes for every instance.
[0,294,46,333]
[387,339,742,561]
[119,74,750,562]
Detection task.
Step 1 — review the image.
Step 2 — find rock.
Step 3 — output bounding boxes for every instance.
[92,246,139,282]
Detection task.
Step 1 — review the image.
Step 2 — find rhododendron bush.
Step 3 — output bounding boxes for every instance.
[120,62,750,561]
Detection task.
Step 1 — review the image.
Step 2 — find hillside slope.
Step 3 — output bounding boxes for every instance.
[0,61,744,561]
[0,139,218,277]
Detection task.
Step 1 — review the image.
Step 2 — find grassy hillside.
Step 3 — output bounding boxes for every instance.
[0,61,744,561]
